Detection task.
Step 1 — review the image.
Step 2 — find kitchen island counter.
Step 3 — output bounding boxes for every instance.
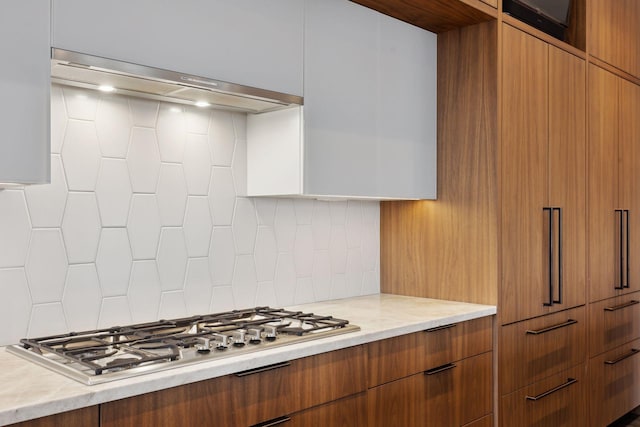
[0,293,495,425]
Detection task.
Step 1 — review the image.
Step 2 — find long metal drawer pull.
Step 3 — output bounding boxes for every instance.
[235,361,291,377]
[525,319,577,335]
[424,363,456,376]
[424,323,457,333]
[604,300,640,312]
[251,416,292,427]
[525,378,577,401]
[604,348,640,365]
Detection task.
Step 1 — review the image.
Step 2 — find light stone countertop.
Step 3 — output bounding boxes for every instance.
[0,293,496,426]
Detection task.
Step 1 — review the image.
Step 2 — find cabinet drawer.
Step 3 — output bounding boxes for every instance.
[589,291,640,357]
[368,351,492,427]
[368,316,493,387]
[235,345,367,426]
[11,406,98,427]
[499,306,586,394]
[500,364,587,427]
[462,414,493,427]
[286,393,367,427]
[589,338,640,427]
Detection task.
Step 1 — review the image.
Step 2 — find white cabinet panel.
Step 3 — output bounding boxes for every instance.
[51,0,304,96]
[0,0,50,185]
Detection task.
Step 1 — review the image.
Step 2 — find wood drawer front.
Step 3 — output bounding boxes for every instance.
[368,316,493,387]
[589,291,640,357]
[499,306,586,394]
[500,364,587,427]
[368,351,492,427]
[462,414,493,427]
[11,407,98,427]
[287,393,367,427]
[236,345,367,426]
[589,338,640,427]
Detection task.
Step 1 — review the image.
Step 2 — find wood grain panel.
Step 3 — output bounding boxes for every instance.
[380,21,498,306]
[500,364,587,427]
[368,371,423,427]
[289,393,367,427]
[423,316,493,369]
[589,291,640,357]
[589,338,640,426]
[368,331,422,387]
[350,0,496,33]
[9,407,98,427]
[499,306,587,395]
[588,64,620,303]
[462,414,494,427]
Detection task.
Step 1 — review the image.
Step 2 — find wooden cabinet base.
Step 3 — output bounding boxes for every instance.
[288,393,367,427]
[8,407,98,427]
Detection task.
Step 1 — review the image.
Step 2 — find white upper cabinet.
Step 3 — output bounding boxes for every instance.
[0,0,50,186]
[51,0,304,96]
[247,0,437,199]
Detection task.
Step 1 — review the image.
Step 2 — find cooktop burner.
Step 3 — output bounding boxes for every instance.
[6,307,360,385]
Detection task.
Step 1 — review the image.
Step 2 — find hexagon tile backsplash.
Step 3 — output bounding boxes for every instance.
[0,85,380,346]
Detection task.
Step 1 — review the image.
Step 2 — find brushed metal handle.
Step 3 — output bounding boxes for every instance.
[424,323,457,333]
[604,300,640,311]
[525,378,577,401]
[424,363,456,376]
[235,361,291,377]
[525,319,577,335]
[251,416,292,427]
[605,348,640,365]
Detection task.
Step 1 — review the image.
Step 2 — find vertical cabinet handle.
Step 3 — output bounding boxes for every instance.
[615,209,630,290]
[624,209,630,289]
[543,207,563,306]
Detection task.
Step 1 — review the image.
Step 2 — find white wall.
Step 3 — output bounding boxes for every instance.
[0,85,380,346]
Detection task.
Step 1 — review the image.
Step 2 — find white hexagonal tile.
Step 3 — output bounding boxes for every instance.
[362,227,378,272]
[209,227,235,286]
[127,194,162,260]
[312,201,331,250]
[232,113,247,141]
[95,95,131,158]
[96,158,133,227]
[183,197,212,258]
[362,270,379,296]
[98,296,132,328]
[232,137,247,196]
[63,264,102,332]
[208,110,235,166]
[294,277,315,304]
[157,103,186,163]
[294,199,314,225]
[62,86,98,121]
[232,198,257,255]
[129,98,159,127]
[331,274,348,299]
[127,127,161,193]
[345,249,364,297]
[62,120,102,191]
[312,251,332,301]
[96,228,133,297]
[158,291,187,319]
[273,254,296,306]
[61,192,101,264]
[28,303,68,338]
[157,228,188,291]
[346,201,363,248]
[232,255,258,307]
[362,201,379,226]
[128,260,162,323]
[184,133,212,195]
[329,226,348,274]
[0,190,31,268]
[50,85,67,154]
[184,258,213,314]
[209,167,236,226]
[255,199,277,226]
[293,226,314,277]
[0,268,32,344]
[157,164,188,226]
[24,155,68,228]
[25,230,68,304]
[255,281,277,307]
[274,200,296,252]
[210,286,235,312]
[186,107,210,134]
[330,201,348,225]
[254,227,277,282]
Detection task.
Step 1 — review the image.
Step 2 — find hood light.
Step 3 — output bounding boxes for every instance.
[98,85,116,93]
[195,101,210,108]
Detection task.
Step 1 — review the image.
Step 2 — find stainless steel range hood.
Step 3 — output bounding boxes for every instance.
[51,48,303,113]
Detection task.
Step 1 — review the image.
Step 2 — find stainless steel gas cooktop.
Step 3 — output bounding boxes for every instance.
[6,307,360,385]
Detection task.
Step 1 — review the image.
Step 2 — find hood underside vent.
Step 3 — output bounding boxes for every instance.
[51,48,303,114]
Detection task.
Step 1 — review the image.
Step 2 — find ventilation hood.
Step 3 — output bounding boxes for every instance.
[51,48,303,114]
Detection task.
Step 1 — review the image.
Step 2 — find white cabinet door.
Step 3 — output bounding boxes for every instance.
[51,0,304,96]
[0,0,50,185]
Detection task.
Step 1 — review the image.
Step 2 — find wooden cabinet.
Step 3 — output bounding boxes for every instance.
[589,291,640,357]
[287,393,368,427]
[589,0,640,78]
[51,0,304,96]
[8,407,98,427]
[0,0,50,186]
[500,23,586,325]
[588,64,640,303]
